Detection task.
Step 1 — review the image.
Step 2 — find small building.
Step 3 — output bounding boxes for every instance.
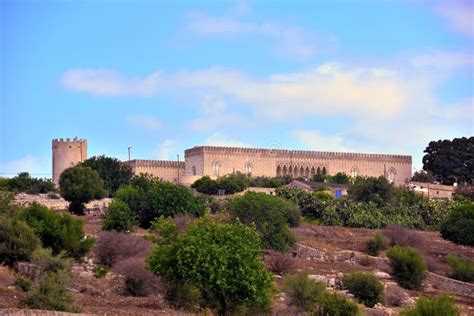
[288,179,351,197]
[408,181,455,200]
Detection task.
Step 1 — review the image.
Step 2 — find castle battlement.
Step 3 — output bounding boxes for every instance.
[128,159,185,168]
[52,137,87,144]
[185,146,412,163]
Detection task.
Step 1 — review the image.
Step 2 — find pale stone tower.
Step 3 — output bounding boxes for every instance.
[52,137,87,185]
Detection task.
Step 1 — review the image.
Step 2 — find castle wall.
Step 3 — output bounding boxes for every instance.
[184,146,412,185]
[129,159,185,183]
[52,138,87,185]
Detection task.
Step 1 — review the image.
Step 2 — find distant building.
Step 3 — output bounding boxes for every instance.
[52,137,87,185]
[409,181,455,200]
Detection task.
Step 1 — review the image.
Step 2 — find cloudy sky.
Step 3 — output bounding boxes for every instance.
[1,0,473,178]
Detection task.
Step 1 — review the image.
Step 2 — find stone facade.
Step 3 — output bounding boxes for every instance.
[52,137,87,185]
[409,181,455,200]
[184,146,412,185]
[128,159,185,183]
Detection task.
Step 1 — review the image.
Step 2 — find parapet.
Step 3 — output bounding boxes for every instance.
[52,137,87,144]
[128,159,185,168]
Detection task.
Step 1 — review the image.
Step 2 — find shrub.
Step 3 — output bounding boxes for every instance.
[164,281,201,311]
[386,246,427,290]
[225,191,297,251]
[0,217,40,266]
[400,294,459,316]
[447,255,474,282]
[348,176,394,207]
[31,248,71,274]
[3,172,54,194]
[265,251,296,275]
[147,217,274,314]
[15,278,32,292]
[209,199,223,214]
[93,231,151,267]
[93,265,109,278]
[282,272,360,315]
[19,203,94,259]
[191,176,218,195]
[343,272,383,307]
[439,203,474,246]
[383,224,423,247]
[113,257,160,296]
[365,232,388,256]
[59,166,105,215]
[383,283,407,307]
[102,200,137,232]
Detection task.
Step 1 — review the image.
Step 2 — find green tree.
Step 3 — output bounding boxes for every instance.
[115,174,204,228]
[400,294,459,316]
[439,203,474,246]
[422,137,474,185]
[328,172,351,184]
[226,191,298,251]
[191,176,218,194]
[411,170,435,183]
[343,272,383,307]
[80,155,133,196]
[102,200,137,232]
[348,176,394,207]
[59,166,105,215]
[147,217,274,314]
[3,172,54,194]
[386,246,427,290]
[0,216,40,266]
[19,203,94,259]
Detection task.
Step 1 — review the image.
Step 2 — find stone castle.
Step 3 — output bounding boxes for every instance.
[52,138,412,186]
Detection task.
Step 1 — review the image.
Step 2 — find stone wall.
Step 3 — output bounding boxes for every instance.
[14,193,111,213]
[128,159,185,183]
[1,309,90,316]
[52,138,87,185]
[426,272,474,299]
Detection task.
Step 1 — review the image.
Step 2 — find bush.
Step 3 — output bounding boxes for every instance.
[3,172,55,194]
[93,265,109,278]
[343,272,383,307]
[164,281,201,311]
[31,248,72,274]
[365,232,388,256]
[282,272,360,315]
[113,257,160,296]
[191,176,218,195]
[93,231,151,267]
[0,217,40,266]
[226,191,297,251]
[439,203,474,246]
[102,200,137,232]
[265,251,296,275]
[383,224,423,247]
[447,255,474,282]
[386,246,427,290]
[147,217,274,314]
[59,166,105,215]
[15,277,32,292]
[400,294,459,316]
[19,203,94,259]
[115,175,205,228]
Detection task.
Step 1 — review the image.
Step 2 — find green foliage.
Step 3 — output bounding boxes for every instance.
[164,281,201,311]
[249,175,292,188]
[147,217,274,314]
[26,248,77,312]
[400,294,459,316]
[386,246,427,290]
[15,277,32,292]
[275,186,332,219]
[115,174,204,228]
[439,203,474,246]
[349,176,394,207]
[80,155,133,196]
[312,173,327,183]
[102,200,137,232]
[148,216,178,245]
[283,272,360,315]
[454,184,474,201]
[328,172,351,184]
[343,272,383,307]
[192,173,251,195]
[447,255,474,282]
[59,166,105,215]
[93,265,109,278]
[225,191,298,251]
[411,170,435,183]
[0,216,40,266]
[191,176,218,194]
[19,203,94,259]
[1,172,55,194]
[365,233,388,256]
[0,191,19,217]
[422,136,473,185]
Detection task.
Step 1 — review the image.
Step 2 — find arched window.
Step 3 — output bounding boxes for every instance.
[192,165,196,176]
[387,168,396,183]
[212,161,220,177]
[283,165,287,176]
[351,167,358,178]
[276,165,282,176]
[245,162,253,175]
[322,167,327,175]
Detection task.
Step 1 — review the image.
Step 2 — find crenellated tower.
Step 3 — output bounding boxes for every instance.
[52,137,87,185]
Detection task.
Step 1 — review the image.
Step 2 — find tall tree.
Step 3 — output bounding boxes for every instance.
[422,137,474,185]
[80,155,133,196]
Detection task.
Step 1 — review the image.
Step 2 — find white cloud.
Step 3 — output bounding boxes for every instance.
[60,69,161,96]
[156,139,176,160]
[126,115,162,131]
[0,155,50,178]
[291,130,353,152]
[204,133,249,147]
[184,11,337,60]
[410,50,474,71]
[435,1,474,38]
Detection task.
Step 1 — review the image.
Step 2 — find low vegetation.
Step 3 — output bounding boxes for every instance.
[447,255,474,282]
[343,272,384,307]
[400,294,459,316]
[0,172,54,194]
[0,216,40,266]
[439,203,474,246]
[102,199,137,232]
[365,232,388,256]
[386,246,427,290]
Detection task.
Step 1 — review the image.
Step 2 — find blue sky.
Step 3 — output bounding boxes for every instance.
[1,0,473,178]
